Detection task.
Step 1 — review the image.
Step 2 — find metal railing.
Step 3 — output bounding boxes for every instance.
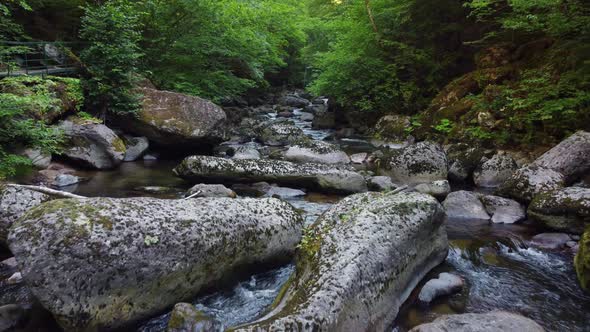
[0,41,80,78]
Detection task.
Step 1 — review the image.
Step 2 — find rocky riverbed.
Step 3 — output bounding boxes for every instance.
[2,89,590,331]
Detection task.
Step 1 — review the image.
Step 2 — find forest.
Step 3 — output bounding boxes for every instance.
[0,0,589,331]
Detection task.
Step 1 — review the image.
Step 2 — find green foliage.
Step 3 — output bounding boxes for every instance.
[80,0,143,116]
[77,111,101,123]
[434,118,454,134]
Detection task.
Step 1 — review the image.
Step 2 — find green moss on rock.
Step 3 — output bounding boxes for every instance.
[575,228,590,292]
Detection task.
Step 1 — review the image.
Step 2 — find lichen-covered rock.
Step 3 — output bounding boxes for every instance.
[384,142,448,185]
[8,197,303,331]
[528,187,590,234]
[473,153,518,188]
[0,185,51,246]
[231,146,261,160]
[52,174,82,188]
[186,184,237,198]
[446,144,486,182]
[122,88,227,148]
[409,311,544,332]
[575,228,590,291]
[283,140,350,164]
[233,191,448,331]
[443,191,490,221]
[123,136,149,162]
[373,114,412,142]
[532,131,590,184]
[497,165,566,203]
[418,273,464,304]
[258,122,306,146]
[166,303,221,332]
[414,180,451,200]
[368,176,396,192]
[58,117,126,169]
[480,195,526,224]
[174,156,367,194]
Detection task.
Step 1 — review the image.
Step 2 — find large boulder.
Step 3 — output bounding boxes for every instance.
[283,140,350,164]
[480,195,526,224]
[233,191,448,331]
[473,153,518,188]
[258,122,306,146]
[575,228,590,291]
[58,117,126,169]
[123,88,227,148]
[174,156,367,194]
[443,191,490,221]
[8,197,303,331]
[497,165,566,203]
[384,142,448,185]
[0,185,51,246]
[528,187,590,234]
[446,144,486,182]
[409,311,544,332]
[532,131,590,183]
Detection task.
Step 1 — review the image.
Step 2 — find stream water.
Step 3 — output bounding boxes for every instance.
[8,107,590,331]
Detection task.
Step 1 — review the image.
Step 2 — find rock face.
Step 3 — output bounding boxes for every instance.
[533,131,590,183]
[0,185,51,246]
[283,140,350,164]
[8,197,303,331]
[385,142,448,185]
[575,228,590,291]
[58,118,126,169]
[497,165,566,203]
[174,156,367,194]
[418,273,464,304]
[258,122,306,146]
[234,191,448,331]
[528,187,590,234]
[480,195,526,224]
[443,191,490,221]
[473,153,518,188]
[186,184,237,198]
[166,303,221,332]
[124,88,227,148]
[409,311,545,332]
[123,136,149,162]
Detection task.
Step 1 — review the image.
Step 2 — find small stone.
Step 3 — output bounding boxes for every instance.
[52,174,82,188]
[143,154,158,161]
[186,184,237,198]
[418,272,464,304]
[350,153,368,164]
[266,186,306,199]
[480,195,526,224]
[6,272,22,285]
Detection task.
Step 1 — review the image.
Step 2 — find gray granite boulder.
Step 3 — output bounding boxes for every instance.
[409,311,544,332]
[0,185,51,246]
[8,197,303,331]
[528,187,590,234]
[497,165,566,203]
[283,140,350,164]
[480,195,526,224]
[258,122,306,146]
[52,174,82,188]
[123,136,149,162]
[174,156,367,194]
[473,153,518,188]
[186,184,237,198]
[233,191,448,331]
[384,142,448,185]
[443,191,490,221]
[415,180,451,200]
[58,117,126,169]
[532,131,590,183]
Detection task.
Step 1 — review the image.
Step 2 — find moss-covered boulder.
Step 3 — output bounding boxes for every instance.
[58,116,126,169]
[383,141,448,185]
[122,88,227,148]
[8,197,303,331]
[0,185,51,246]
[409,311,544,332]
[497,165,565,203]
[258,122,306,146]
[575,228,590,292]
[232,191,448,331]
[532,131,590,184]
[528,187,590,234]
[373,114,412,142]
[283,140,350,164]
[174,155,367,194]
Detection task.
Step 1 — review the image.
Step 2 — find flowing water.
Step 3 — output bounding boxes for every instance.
[8,107,590,331]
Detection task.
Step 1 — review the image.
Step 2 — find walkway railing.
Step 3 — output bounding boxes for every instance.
[0,41,80,78]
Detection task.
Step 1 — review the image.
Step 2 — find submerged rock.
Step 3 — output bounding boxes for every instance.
[174,156,367,194]
[58,117,126,169]
[186,184,237,198]
[384,141,448,185]
[480,195,526,224]
[443,191,490,221]
[350,153,368,164]
[528,187,590,234]
[497,165,565,203]
[8,197,303,331]
[473,153,518,188]
[52,174,82,188]
[0,186,51,246]
[575,228,590,291]
[283,140,350,164]
[234,191,448,331]
[266,186,306,199]
[532,131,590,184]
[122,88,227,148]
[166,303,221,332]
[530,233,572,250]
[418,272,464,304]
[409,311,544,332]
